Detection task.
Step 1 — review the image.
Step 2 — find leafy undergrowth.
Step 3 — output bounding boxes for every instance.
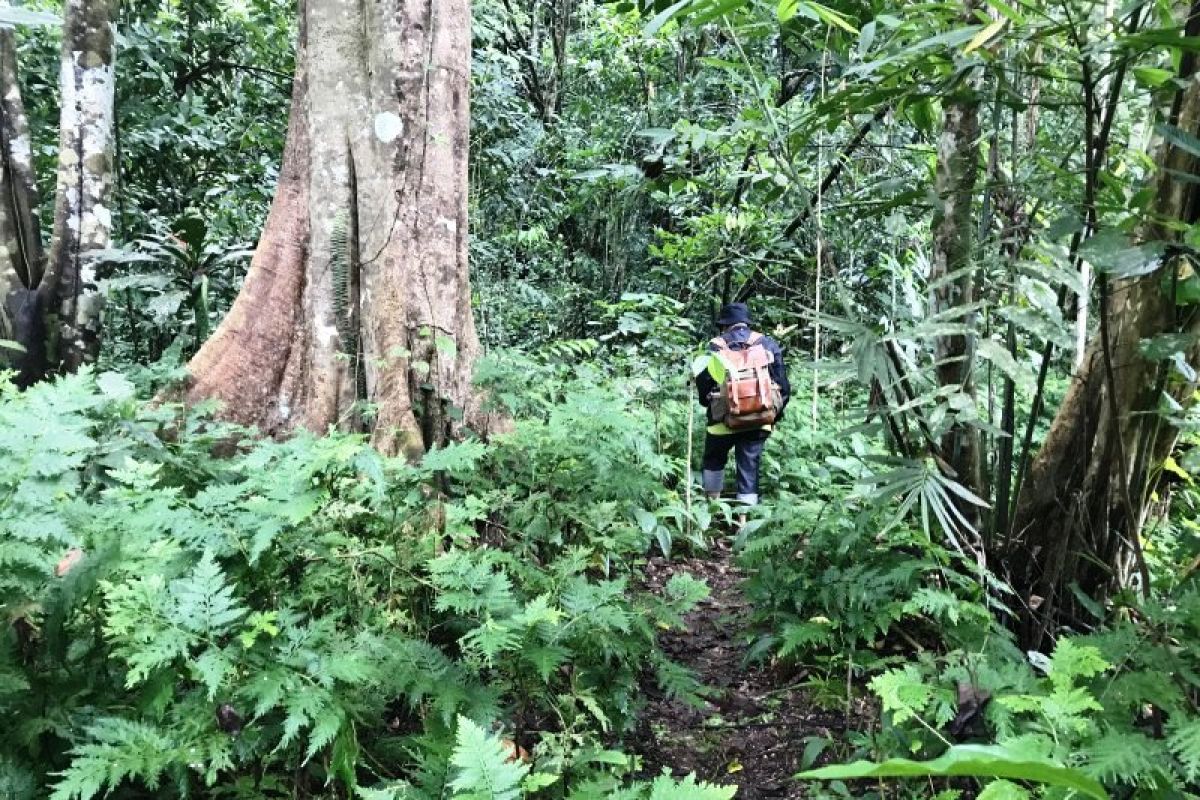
[0,363,733,799]
[731,421,1200,798]
[8,356,1200,800]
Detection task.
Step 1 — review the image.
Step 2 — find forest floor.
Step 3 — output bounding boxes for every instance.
[634,539,871,798]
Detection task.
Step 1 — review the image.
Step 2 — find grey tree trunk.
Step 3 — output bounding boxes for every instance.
[43,0,119,373]
[184,0,486,458]
[928,0,984,539]
[0,25,46,384]
[1009,5,1200,648]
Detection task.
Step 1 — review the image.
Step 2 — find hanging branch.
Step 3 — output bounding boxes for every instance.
[733,105,888,303]
[781,105,889,240]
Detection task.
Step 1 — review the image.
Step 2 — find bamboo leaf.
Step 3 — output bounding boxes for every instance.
[964,18,1006,55]
[644,0,691,35]
[1157,122,1200,160]
[976,339,1032,390]
[0,7,59,27]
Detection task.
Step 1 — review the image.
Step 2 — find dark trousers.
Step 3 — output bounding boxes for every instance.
[701,428,769,504]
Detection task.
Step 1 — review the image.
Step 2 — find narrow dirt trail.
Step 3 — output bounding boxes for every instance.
[636,542,858,798]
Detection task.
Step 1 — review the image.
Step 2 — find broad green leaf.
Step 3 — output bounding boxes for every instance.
[857,20,876,57]
[779,0,857,32]
[706,353,727,383]
[975,340,1031,389]
[806,1,857,33]
[798,745,1108,800]
[645,0,690,35]
[1134,67,1175,87]
[977,779,1031,800]
[1079,230,1163,278]
[688,0,751,25]
[522,773,560,792]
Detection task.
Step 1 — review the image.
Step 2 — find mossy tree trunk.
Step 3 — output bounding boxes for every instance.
[183,0,484,458]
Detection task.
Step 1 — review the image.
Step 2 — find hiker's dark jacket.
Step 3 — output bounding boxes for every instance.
[695,324,790,423]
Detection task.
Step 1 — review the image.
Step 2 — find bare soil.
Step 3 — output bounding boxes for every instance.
[633,541,869,798]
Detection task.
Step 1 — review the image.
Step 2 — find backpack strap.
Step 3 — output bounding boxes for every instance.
[743,333,774,365]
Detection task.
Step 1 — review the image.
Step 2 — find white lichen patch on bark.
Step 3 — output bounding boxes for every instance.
[45,0,118,372]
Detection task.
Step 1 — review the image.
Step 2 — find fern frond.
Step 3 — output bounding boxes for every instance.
[1080,729,1168,786]
[645,771,736,799]
[48,719,179,800]
[1168,718,1200,782]
[976,779,1030,800]
[448,716,528,800]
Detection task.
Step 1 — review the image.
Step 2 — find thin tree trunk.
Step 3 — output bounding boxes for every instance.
[928,0,983,535]
[1073,0,1118,372]
[44,0,119,373]
[0,25,47,384]
[1009,3,1200,648]
[184,0,484,458]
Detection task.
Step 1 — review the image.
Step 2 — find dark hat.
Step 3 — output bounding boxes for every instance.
[715,302,751,327]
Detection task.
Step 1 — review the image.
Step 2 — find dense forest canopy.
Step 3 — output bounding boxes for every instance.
[5,0,1200,798]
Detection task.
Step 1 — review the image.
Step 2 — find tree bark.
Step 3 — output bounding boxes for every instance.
[43,0,118,373]
[1008,6,1200,648]
[0,25,47,384]
[184,0,484,458]
[928,0,983,536]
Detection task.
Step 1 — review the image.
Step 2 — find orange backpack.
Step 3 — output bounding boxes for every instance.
[711,333,782,429]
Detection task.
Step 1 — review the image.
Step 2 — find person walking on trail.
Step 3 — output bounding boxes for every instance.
[694,303,790,506]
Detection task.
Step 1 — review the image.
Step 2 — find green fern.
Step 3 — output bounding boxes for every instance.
[1080,730,1168,786]
[1168,719,1200,782]
[644,771,736,799]
[870,664,957,727]
[1045,640,1109,692]
[48,719,180,800]
[448,716,528,800]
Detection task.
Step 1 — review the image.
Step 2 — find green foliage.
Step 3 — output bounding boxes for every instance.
[738,418,1000,672]
[799,744,1108,800]
[449,717,529,800]
[0,367,716,799]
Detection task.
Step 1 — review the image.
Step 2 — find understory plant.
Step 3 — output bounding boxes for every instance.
[0,363,725,799]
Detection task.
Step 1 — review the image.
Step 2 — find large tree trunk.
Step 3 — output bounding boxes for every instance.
[184,0,483,458]
[1009,9,1200,648]
[43,0,118,373]
[928,0,983,537]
